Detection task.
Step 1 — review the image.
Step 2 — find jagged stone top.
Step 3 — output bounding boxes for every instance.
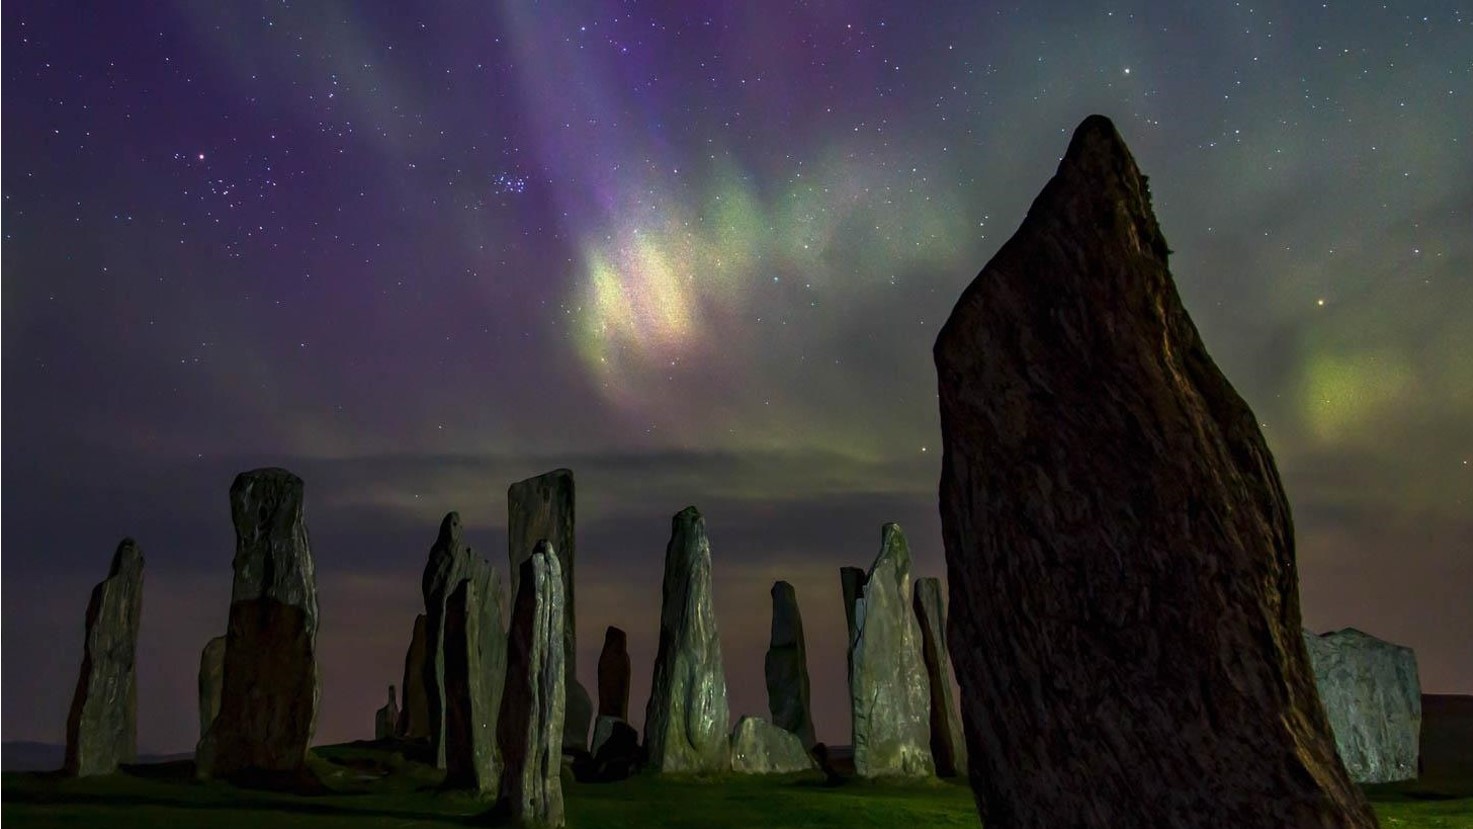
[603,626,627,649]
[422,511,472,601]
[1310,627,1416,651]
[869,523,912,577]
[108,538,144,578]
[227,467,315,614]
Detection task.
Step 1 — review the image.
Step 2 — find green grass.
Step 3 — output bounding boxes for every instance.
[3,742,1470,828]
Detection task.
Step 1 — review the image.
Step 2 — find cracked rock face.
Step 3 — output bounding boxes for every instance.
[913,577,966,778]
[730,716,816,775]
[764,581,815,749]
[65,538,145,777]
[1304,627,1422,783]
[497,542,566,829]
[507,469,588,752]
[934,114,1375,828]
[197,469,320,780]
[643,506,730,773]
[848,524,933,779]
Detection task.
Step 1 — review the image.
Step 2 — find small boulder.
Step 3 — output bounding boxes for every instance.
[730,716,817,775]
[1303,628,1422,783]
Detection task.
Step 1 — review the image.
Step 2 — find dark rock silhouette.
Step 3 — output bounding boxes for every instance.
[934,114,1376,827]
[197,635,226,743]
[912,577,966,778]
[496,541,566,828]
[507,469,589,753]
[396,614,430,739]
[375,686,398,741]
[839,566,867,687]
[764,580,815,748]
[64,538,144,777]
[848,524,932,778]
[197,468,319,780]
[442,559,507,794]
[597,626,631,719]
[643,506,730,773]
[582,715,640,782]
[422,512,476,769]
[1304,627,1422,783]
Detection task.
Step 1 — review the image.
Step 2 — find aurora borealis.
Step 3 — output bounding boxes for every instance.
[3,2,1470,755]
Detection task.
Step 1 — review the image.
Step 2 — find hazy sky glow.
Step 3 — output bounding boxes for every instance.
[3,1,1470,754]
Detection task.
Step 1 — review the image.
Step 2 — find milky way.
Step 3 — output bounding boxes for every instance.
[4,1,1469,753]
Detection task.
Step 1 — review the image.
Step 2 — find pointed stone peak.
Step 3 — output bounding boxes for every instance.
[874,523,911,572]
[109,538,144,576]
[436,511,463,548]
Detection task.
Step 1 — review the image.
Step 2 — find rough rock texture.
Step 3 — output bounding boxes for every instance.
[497,542,566,828]
[198,635,227,742]
[849,524,933,779]
[839,566,867,686]
[764,581,816,749]
[590,715,624,757]
[422,513,475,768]
[197,469,321,779]
[597,626,631,719]
[1304,627,1422,783]
[64,538,145,777]
[396,614,430,739]
[933,115,1376,828]
[730,716,817,775]
[442,559,507,794]
[375,686,399,741]
[507,468,588,754]
[912,577,966,778]
[643,506,730,773]
[584,716,640,782]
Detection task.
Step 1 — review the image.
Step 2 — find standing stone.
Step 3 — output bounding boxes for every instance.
[934,115,1376,827]
[597,626,631,719]
[730,716,817,775]
[422,512,475,769]
[64,538,144,777]
[586,716,640,782]
[849,524,933,778]
[197,468,320,779]
[396,614,431,739]
[507,469,589,752]
[764,581,815,748]
[198,636,227,743]
[1304,627,1422,783]
[497,542,566,829]
[912,577,966,778]
[375,686,399,741]
[643,506,730,773]
[442,559,507,794]
[839,566,867,686]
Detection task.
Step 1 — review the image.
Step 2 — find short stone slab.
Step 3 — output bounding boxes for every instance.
[1304,628,1422,783]
[730,716,816,775]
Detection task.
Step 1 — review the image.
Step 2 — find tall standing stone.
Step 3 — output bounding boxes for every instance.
[421,512,476,769]
[197,468,320,780]
[64,538,144,777]
[497,542,566,829]
[597,626,631,719]
[839,566,867,686]
[644,506,730,773]
[442,559,507,794]
[1304,627,1422,783]
[849,524,932,778]
[934,114,1376,828]
[375,686,399,741]
[396,614,430,739]
[764,581,815,748]
[912,577,966,778]
[507,469,589,752]
[198,635,227,742]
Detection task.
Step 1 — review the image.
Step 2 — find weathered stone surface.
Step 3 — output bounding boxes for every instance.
[64,538,144,777]
[764,581,815,749]
[912,577,966,778]
[198,635,226,743]
[422,511,476,769]
[597,626,631,719]
[396,614,430,739]
[644,506,730,773]
[849,524,933,779]
[497,542,566,828]
[839,566,867,687]
[507,469,586,752]
[730,716,816,775]
[934,115,1375,827]
[442,559,507,794]
[197,468,320,779]
[589,715,623,757]
[1304,627,1422,783]
[375,686,399,741]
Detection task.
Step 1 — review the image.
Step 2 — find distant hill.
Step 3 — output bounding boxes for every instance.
[2,742,193,772]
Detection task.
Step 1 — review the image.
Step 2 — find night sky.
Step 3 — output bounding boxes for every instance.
[4,2,1469,755]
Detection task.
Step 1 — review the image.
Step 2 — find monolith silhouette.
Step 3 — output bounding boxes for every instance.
[64,538,144,777]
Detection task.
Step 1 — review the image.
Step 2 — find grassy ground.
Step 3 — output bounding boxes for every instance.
[2,742,1470,828]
